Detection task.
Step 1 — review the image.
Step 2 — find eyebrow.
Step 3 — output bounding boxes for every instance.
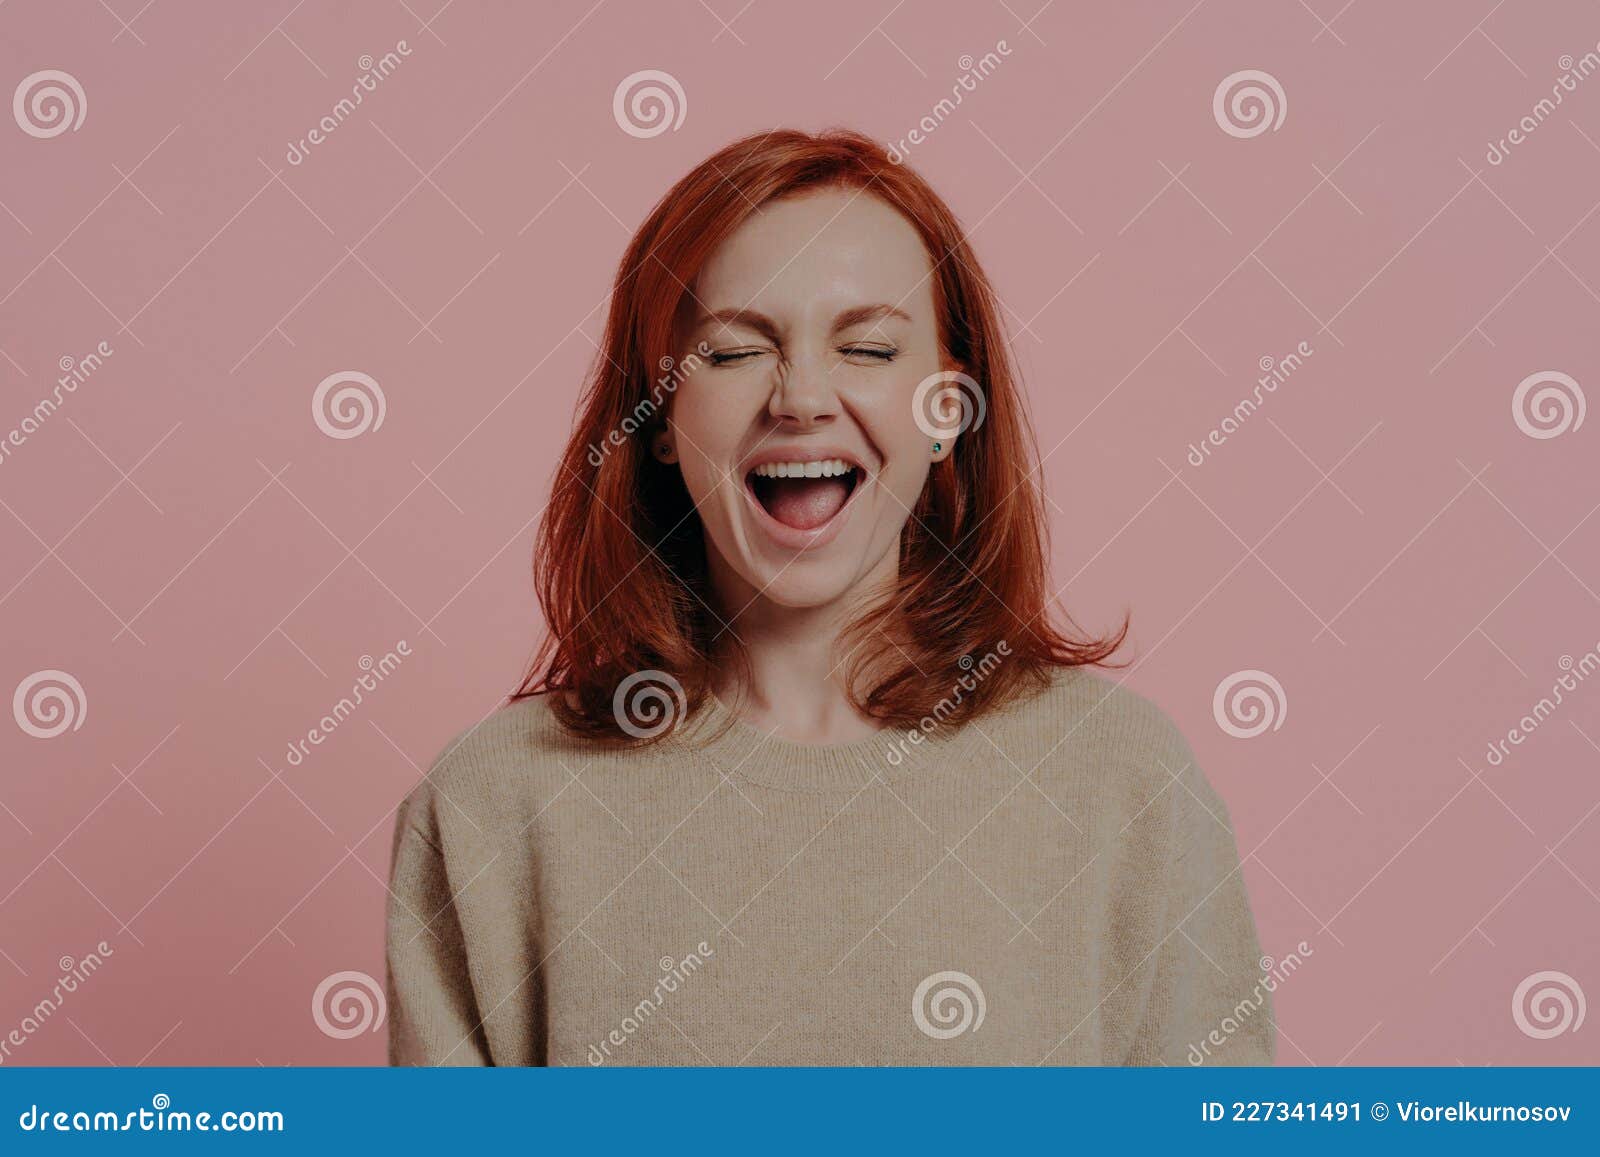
[695,308,780,342]
[833,303,911,331]
[693,303,912,341]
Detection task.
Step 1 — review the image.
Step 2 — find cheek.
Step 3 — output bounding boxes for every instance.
[668,385,733,459]
[881,445,932,505]
[855,387,936,504]
[667,383,742,501]
[858,369,934,458]
[674,443,726,509]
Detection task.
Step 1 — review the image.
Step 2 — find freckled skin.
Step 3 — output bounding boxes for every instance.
[668,189,957,611]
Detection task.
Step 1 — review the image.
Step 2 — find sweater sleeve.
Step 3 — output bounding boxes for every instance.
[384,806,492,1066]
[1126,746,1276,1066]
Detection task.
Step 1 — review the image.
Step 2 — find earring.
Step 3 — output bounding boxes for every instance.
[932,441,943,454]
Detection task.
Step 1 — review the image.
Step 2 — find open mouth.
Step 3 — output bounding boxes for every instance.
[745,458,862,532]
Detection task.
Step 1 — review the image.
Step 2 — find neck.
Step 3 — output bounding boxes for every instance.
[706,548,898,746]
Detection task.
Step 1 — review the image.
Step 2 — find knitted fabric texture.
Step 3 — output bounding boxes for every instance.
[385,667,1274,1066]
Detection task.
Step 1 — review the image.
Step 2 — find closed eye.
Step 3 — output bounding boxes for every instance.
[840,345,898,362]
[709,348,769,366]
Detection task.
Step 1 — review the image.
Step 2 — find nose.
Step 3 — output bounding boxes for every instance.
[767,350,840,428]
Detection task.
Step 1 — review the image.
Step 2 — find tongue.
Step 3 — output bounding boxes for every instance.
[762,476,850,530]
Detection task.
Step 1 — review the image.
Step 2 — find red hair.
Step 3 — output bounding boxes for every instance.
[516,128,1125,740]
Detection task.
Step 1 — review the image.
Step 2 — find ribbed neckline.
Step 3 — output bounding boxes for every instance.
[674,690,982,793]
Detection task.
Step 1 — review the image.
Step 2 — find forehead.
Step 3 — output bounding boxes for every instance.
[694,187,937,317]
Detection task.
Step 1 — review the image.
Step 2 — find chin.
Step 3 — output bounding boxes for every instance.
[738,563,864,610]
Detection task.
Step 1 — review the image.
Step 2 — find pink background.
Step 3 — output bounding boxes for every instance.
[2,0,1597,1066]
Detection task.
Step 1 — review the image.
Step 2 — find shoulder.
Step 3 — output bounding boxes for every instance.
[1010,664,1197,770]
[395,694,587,847]
[999,665,1231,832]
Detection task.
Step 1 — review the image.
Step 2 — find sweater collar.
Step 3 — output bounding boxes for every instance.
[672,691,981,793]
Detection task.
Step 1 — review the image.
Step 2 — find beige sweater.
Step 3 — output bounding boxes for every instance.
[385,666,1274,1065]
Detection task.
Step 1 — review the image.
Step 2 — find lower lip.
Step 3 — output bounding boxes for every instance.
[741,471,869,551]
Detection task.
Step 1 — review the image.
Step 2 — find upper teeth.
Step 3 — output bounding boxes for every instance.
[752,458,853,479]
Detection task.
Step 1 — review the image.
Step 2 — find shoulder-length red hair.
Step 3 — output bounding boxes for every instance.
[516,128,1125,741]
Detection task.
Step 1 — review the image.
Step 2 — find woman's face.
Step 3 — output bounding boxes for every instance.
[664,188,956,612]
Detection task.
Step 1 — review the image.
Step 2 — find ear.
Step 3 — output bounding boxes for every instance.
[928,360,968,463]
[650,428,678,465]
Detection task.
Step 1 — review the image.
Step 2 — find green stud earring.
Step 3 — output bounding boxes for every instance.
[933,441,942,453]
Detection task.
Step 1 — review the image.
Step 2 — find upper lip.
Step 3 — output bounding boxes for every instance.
[740,445,869,476]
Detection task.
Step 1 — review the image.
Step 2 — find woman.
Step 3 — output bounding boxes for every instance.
[385,129,1272,1066]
